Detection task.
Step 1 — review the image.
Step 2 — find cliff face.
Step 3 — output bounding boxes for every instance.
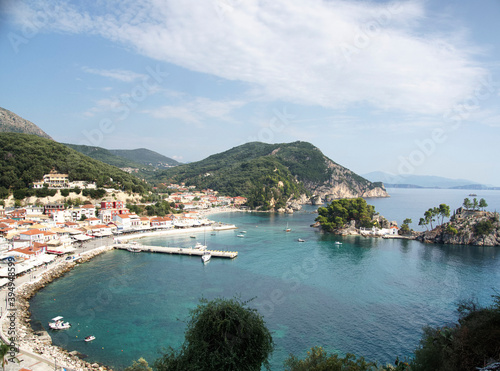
[417,210,500,246]
[303,158,389,202]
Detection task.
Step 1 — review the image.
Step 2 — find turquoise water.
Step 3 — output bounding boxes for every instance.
[29,190,500,370]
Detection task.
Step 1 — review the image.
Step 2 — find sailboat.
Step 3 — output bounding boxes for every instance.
[284,222,291,232]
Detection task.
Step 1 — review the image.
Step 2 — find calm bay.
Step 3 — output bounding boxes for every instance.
[29,188,500,369]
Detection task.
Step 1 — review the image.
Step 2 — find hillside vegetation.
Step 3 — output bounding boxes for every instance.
[0,133,149,196]
[156,141,386,210]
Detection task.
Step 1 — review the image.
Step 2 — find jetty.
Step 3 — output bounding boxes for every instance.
[116,244,238,259]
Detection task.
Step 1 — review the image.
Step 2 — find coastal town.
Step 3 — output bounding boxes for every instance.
[0,174,250,370]
[0,173,248,283]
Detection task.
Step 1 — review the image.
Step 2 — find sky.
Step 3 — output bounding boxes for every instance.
[1,0,499,185]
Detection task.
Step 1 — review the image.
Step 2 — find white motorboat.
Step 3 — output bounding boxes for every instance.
[334,241,342,245]
[85,335,96,342]
[194,242,207,250]
[298,238,305,242]
[237,234,245,238]
[49,316,71,330]
[201,252,211,263]
[127,246,142,252]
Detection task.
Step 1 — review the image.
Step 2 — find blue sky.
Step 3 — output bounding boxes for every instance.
[1,0,499,185]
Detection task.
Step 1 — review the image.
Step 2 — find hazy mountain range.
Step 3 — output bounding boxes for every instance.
[363,171,499,190]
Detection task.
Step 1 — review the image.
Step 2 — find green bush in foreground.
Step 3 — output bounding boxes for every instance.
[153,297,274,371]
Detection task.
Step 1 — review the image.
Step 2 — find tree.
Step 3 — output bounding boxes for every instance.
[154,297,274,371]
[479,198,488,211]
[124,357,152,371]
[472,198,479,211]
[400,218,412,235]
[419,217,429,231]
[463,198,472,210]
[438,204,450,225]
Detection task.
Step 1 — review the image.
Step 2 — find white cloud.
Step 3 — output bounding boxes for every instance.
[144,97,245,126]
[82,67,147,82]
[7,0,489,115]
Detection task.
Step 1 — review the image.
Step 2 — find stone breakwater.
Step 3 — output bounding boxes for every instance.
[9,246,114,371]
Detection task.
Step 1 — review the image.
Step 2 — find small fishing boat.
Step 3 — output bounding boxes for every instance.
[85,335,96,342]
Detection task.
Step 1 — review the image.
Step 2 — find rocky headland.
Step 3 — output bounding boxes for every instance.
[416,209,500,246]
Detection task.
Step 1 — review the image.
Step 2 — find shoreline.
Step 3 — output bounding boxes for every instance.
[2,215,239,370]
[2,245,115,370]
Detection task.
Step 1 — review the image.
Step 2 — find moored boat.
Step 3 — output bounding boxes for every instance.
[49,316,71,330]
[298,238,305,242]
[201,251,211,263]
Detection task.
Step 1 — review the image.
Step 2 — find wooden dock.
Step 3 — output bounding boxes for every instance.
[116,244,238,259]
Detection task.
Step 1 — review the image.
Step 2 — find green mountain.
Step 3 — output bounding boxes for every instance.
[109,148,180,168]
[64,144,180,171]
[0,107,53,139]
[63,143,148,169]
[156,141,388,210]
[0,133,149,194]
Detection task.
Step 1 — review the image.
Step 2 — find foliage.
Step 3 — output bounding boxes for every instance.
[154,297,274,371]
[479,198,488,210]
[125,357,153,371]
[284,346,384,371]
[0,133,149,194]
[445,224,458,235]
[463,198,472,210]
[316,198,376,231]
[410,295,500,371]
[145,201,175,216]
[474,219,494,238]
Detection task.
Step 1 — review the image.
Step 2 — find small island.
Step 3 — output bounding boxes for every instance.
[315,197,500,246]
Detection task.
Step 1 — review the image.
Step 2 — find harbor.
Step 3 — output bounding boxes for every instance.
[115,244,238,259]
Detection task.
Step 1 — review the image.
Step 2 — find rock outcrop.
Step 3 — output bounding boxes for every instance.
[304,158,389,201]
[416,210,500,246]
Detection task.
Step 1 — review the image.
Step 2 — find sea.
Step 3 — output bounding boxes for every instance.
[29,188,500,370]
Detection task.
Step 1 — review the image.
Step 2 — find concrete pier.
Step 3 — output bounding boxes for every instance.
[116,244,238,259]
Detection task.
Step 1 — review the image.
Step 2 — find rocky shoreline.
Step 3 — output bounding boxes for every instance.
[10,246,115,371]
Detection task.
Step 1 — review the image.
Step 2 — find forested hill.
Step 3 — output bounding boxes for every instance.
[0,107,53,139]
[155,141,387,210]
[109,148,180,167]
[0,133,149,194]
[64,144,180,170]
